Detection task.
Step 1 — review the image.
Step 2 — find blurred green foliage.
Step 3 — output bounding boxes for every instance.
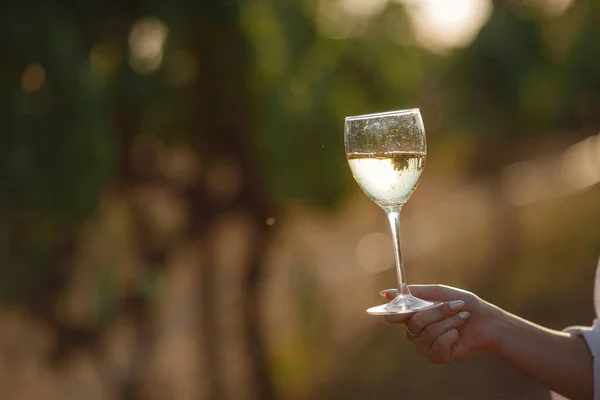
[1,0,597,223]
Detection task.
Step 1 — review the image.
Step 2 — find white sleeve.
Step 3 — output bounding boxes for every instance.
[566,322,600,400]
[550,322,600,400]
[552,258,600,400]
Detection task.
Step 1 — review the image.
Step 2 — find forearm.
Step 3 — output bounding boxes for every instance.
[488,305,593,400]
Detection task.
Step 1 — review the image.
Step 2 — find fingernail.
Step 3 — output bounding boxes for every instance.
[458,311,470,319]
[449,300,465,310]
[379,289,395,299]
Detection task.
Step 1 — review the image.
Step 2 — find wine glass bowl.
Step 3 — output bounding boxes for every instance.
[345,109,441,315]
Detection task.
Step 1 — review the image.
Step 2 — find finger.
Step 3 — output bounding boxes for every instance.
[416,311,470,350]
[379,285,473,303]
[426,328,459,364]
[379,289,397,302]
[405,300,465,334]
[384,312,414,324]
[409,285,471,303]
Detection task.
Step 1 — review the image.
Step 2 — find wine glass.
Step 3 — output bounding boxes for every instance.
[345,108,441,315]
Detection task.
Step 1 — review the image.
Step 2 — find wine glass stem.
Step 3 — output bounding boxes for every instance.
[385,206,411,297]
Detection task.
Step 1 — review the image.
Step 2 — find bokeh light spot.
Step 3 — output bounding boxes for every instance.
[265,217,276,226]
[535,0,576,16]
[400,0,493,53]
[502,133,600,206]
[21,63,46,92]
[206,159,242,201]
[355,232,394,273]
[128,17,169,73]
[339,0,388,18]
[559,133,600,192]
[159,144,201,186]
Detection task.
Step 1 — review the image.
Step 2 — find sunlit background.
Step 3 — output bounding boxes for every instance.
[0,0,599,399]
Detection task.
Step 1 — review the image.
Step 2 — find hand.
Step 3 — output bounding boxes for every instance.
[381,285,498,363]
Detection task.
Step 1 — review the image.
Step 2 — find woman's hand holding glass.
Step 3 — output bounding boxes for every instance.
[380,285,500,364]
[380,284,594,399]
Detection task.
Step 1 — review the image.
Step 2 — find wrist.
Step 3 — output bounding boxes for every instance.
[478,299,509,355]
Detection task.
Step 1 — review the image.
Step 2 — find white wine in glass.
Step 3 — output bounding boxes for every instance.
[345,109,441,315]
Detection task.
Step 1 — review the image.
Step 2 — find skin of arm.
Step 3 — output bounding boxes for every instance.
[381,285,593,400]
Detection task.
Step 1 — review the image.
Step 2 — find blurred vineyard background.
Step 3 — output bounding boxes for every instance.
[1,0,599,399]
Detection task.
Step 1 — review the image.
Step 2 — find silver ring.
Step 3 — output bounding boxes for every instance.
[405,325,420,337]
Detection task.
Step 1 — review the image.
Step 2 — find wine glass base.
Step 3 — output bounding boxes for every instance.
[366,295,442,316]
